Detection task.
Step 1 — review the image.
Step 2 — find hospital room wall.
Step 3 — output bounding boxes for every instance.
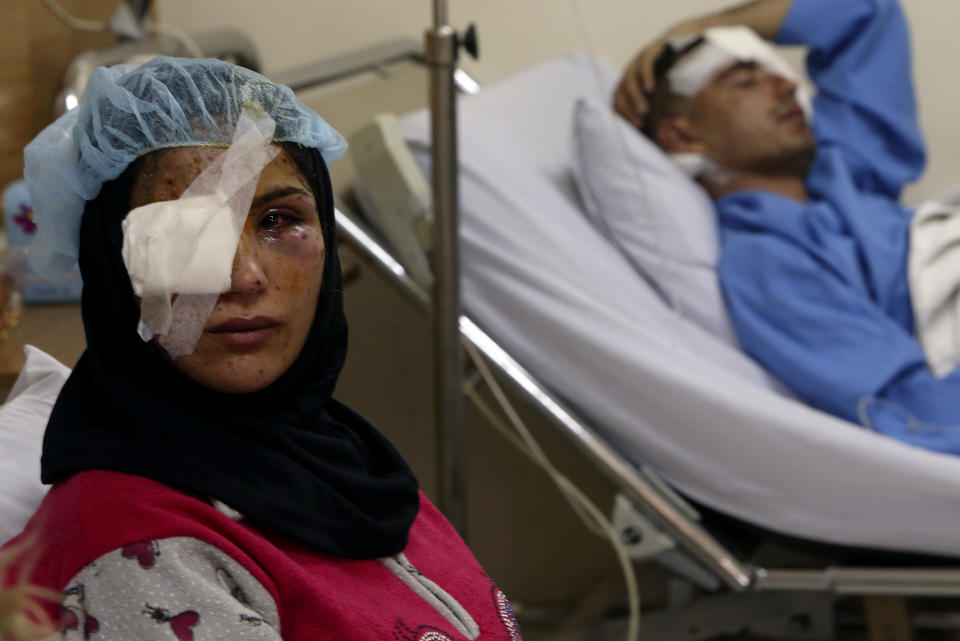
[156,0,960,204]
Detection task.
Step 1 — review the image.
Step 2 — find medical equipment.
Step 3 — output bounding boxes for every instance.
[424,5,479,535]
[55,27,258,115]
[44,0,258,117]
[350,114,434,289]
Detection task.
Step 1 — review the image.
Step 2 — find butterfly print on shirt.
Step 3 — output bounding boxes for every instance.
[143,604,200,641]
[61,583,101,640]
[61,605,101,640]
[121,540,161,569]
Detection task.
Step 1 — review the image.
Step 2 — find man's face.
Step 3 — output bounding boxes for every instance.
[690,61,816,176]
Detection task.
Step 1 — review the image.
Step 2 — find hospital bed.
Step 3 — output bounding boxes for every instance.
[307,50,960,638]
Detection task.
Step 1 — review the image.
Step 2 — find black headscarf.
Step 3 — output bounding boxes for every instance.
[41,143,420,559]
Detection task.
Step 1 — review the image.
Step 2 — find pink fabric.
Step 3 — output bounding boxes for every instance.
[4,471,521,641]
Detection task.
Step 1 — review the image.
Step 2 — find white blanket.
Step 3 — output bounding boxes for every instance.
[909,185,960,377]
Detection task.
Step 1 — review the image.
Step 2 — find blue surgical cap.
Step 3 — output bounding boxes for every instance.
[24,56,348,278]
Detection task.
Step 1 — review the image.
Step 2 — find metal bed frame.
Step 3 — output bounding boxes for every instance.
[333,205,960,593]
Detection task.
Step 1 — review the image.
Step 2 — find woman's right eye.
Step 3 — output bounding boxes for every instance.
[260,209,300,231]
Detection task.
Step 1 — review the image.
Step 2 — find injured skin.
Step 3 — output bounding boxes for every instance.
[129,146,326,393]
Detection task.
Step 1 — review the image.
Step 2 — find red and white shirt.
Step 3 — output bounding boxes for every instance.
[5,471,522,641]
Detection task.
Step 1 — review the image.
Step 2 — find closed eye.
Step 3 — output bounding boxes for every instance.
[718,61,761,88]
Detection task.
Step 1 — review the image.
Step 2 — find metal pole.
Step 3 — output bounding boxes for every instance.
[425,4,466,535]
[432,0,448,29]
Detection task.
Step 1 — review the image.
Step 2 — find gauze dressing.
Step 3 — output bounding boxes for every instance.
[665,25,812,178]
[122,102,280,357]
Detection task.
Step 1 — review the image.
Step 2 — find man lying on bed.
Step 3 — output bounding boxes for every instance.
[613,0,960,453]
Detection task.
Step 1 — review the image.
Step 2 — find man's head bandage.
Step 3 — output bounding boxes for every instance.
[122,103,279,357]
[659,26,812,178]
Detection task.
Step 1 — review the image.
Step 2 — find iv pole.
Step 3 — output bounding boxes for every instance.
[425,2,476,535]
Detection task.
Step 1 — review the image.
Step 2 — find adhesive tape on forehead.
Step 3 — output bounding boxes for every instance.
[121,102,280,358]
[667,26,803,100]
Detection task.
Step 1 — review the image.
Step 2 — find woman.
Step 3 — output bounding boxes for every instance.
[2,57,521,641]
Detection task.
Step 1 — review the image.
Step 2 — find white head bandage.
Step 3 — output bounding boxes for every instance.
[665,26,812,178]
[122,102,280,357]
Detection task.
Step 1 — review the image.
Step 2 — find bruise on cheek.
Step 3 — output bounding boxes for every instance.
[266,221,324,260]
[290,224,321,246]
[275,243,325,295]
[290,233,325,275]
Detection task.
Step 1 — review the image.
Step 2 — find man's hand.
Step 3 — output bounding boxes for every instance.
[613,0,794,129]
[613,25,700,129]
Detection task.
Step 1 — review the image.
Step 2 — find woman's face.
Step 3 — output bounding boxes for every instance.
[130,145,326,393]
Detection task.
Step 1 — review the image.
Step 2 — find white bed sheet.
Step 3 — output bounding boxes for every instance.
[399,54,960,557]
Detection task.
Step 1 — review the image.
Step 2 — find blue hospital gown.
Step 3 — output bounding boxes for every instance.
[716,0,960,452]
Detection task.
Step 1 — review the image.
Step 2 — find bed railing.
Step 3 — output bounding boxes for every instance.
[334,200,960,597]
[334,202,753,589]
[272,39,424,92]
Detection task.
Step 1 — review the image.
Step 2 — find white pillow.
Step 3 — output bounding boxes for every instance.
[0,345,69,545]
[571,98,738,344]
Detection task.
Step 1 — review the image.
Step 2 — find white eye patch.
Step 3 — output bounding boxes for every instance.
[124,194,239,297]
[122,102,279,357]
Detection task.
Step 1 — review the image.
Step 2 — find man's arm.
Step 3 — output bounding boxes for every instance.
[614,0,793,128]
[721,232,960,433]
[777,0,924,198]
